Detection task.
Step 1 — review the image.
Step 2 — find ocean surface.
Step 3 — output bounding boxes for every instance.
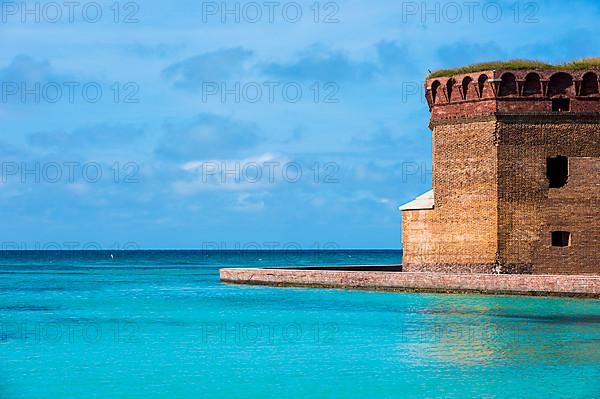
[0,250,599,398]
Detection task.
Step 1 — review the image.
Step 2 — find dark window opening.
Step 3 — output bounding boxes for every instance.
[581,72,599,96]
[548,72,574,96]
[431,80,441,104]
[478,74,488,98]
[462,77,473,100]
[547,156,568,188]
[552,98,570,112]
[498,73,517,97]
[523,73,542,96]
[551,231,571,247]
[446,78,455,102]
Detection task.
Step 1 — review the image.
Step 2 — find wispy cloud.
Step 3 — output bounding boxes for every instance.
[260,45,376,81]
[0,55,64,82]
[173,153,287,194]
[162,47,253,89]
[260,41,415,82]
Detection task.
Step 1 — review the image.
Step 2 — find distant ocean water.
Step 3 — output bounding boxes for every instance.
[0,250,599,398]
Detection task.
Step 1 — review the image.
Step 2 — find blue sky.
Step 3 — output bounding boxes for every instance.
[0,0,599,249]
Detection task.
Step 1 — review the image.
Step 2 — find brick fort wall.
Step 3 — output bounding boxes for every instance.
[402,68,600,275]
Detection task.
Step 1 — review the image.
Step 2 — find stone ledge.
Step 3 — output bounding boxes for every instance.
[219,267,600,298]
[428,112,600,128]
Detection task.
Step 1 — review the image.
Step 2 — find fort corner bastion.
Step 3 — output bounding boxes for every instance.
[220,61,600,297]
[401,64,600,275]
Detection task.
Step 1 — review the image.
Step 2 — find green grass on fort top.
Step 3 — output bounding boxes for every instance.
[427,58,600,79]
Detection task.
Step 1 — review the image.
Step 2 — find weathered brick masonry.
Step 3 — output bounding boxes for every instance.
[402,68,600,275]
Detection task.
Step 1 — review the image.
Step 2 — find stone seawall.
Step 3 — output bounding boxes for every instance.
[220,268,600,298]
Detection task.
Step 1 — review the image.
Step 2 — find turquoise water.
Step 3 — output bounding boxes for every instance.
[1,250,599,398]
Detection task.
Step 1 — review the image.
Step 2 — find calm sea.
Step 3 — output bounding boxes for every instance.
[0,250,598,398]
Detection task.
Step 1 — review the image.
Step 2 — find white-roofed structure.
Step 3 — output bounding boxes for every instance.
[399,190,434,211]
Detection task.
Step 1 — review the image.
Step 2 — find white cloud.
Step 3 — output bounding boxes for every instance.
[231,192,267,213]
[173,152,290,194]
